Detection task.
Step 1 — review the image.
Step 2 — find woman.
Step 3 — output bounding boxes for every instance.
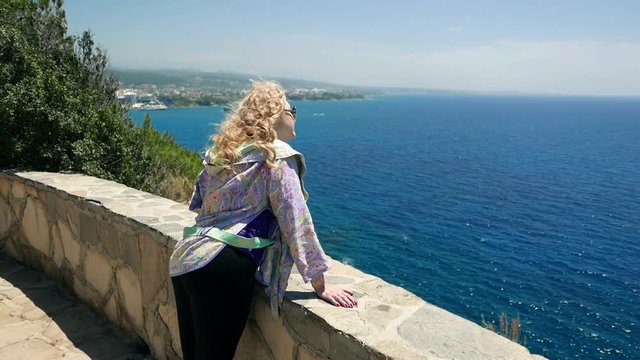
[169,81,357,360]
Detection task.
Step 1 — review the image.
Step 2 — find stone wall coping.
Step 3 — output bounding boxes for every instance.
[1,171,546,360]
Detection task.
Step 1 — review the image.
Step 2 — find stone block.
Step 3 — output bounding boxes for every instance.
[0,177,9,199]
[144,306,169,360]
[159,303,181,356]
[139,233,168,305]
[329,331,369,360]
[234,322,275,360]
[295,301,366,341]
[105,202,134,217]
[25,183,38,197]
[156,282,169,303]
[84,247,113,297]
[43,190,59,220]
[397,304,536,360]
[64,201,80,239]
[298,344,324,360]
[355,278,422,307]
[80,212,99,246]
[98,221,120,259]
[59,220,81,269]
[255,295,295,360]
[152,222,184,241]
[284,305,330,356]
[10,200,23,228]
[21,197,50,255]
[121,232,141,275]
[115,221,137,239]
[51,223,64,268]
[104,294,119,324]
[0,195,13,238]
[148,332,166,360]
[167,280,176,308]
[10,181,26,200]
[69,189,88,198]
[360,303,404,335]
[116,265,143,330]
[73,276,101,308]
[371,340,425,360]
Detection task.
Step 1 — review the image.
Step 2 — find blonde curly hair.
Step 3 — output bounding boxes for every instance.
[208,80,286,168]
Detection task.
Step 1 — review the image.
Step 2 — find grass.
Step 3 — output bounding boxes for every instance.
[159,174,194,204]
[481,312,526,346]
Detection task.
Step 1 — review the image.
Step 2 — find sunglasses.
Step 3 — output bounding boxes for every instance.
[284,106,297,119]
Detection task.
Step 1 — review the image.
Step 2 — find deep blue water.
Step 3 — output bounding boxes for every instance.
[129,95,640,359]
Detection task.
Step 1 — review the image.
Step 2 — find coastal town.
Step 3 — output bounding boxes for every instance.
[116,79,365,110]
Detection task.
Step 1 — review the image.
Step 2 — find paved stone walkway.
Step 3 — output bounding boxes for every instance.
[0,254,150,360]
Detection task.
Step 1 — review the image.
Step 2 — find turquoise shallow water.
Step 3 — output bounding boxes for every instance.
[130,95,640,359]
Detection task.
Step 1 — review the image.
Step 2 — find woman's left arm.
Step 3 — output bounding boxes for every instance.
[268,157,357,308]
[311,273,358,308]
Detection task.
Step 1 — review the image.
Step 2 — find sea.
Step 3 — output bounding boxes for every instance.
[129,94,640,359]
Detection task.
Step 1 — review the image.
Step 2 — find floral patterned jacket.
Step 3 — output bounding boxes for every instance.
[169,140,331,316]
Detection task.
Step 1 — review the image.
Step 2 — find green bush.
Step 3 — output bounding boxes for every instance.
[137,113,202,200]
[0,0,201,202]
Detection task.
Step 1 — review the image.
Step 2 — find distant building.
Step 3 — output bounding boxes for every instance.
[116,89,138,105]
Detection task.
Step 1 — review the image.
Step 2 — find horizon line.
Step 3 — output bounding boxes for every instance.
[110,66,640,99]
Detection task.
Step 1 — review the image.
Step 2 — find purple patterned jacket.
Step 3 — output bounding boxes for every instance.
[169,140,331,315]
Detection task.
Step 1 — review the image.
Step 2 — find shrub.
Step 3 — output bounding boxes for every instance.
[0,0,201,202]
[481,312,525,345]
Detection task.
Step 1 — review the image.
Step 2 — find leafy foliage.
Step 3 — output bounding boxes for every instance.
[0,0,201,202]
[138,113,202,199]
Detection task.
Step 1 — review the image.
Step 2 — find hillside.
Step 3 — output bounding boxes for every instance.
[112,69,372,92]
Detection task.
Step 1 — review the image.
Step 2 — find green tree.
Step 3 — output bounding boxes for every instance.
[1,0,131,177]
[0,0,201,202]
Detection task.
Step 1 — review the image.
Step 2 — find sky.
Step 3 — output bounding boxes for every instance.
[64,0,640,96]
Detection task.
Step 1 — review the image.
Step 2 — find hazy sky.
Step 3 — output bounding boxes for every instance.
[64,1,640,96]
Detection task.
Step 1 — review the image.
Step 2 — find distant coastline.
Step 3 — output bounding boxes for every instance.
[112,68,640,106]
[123,93,366,110]
[114,68,369,110]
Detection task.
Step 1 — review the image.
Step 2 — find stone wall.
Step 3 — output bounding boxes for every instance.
[0,171,546,360]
